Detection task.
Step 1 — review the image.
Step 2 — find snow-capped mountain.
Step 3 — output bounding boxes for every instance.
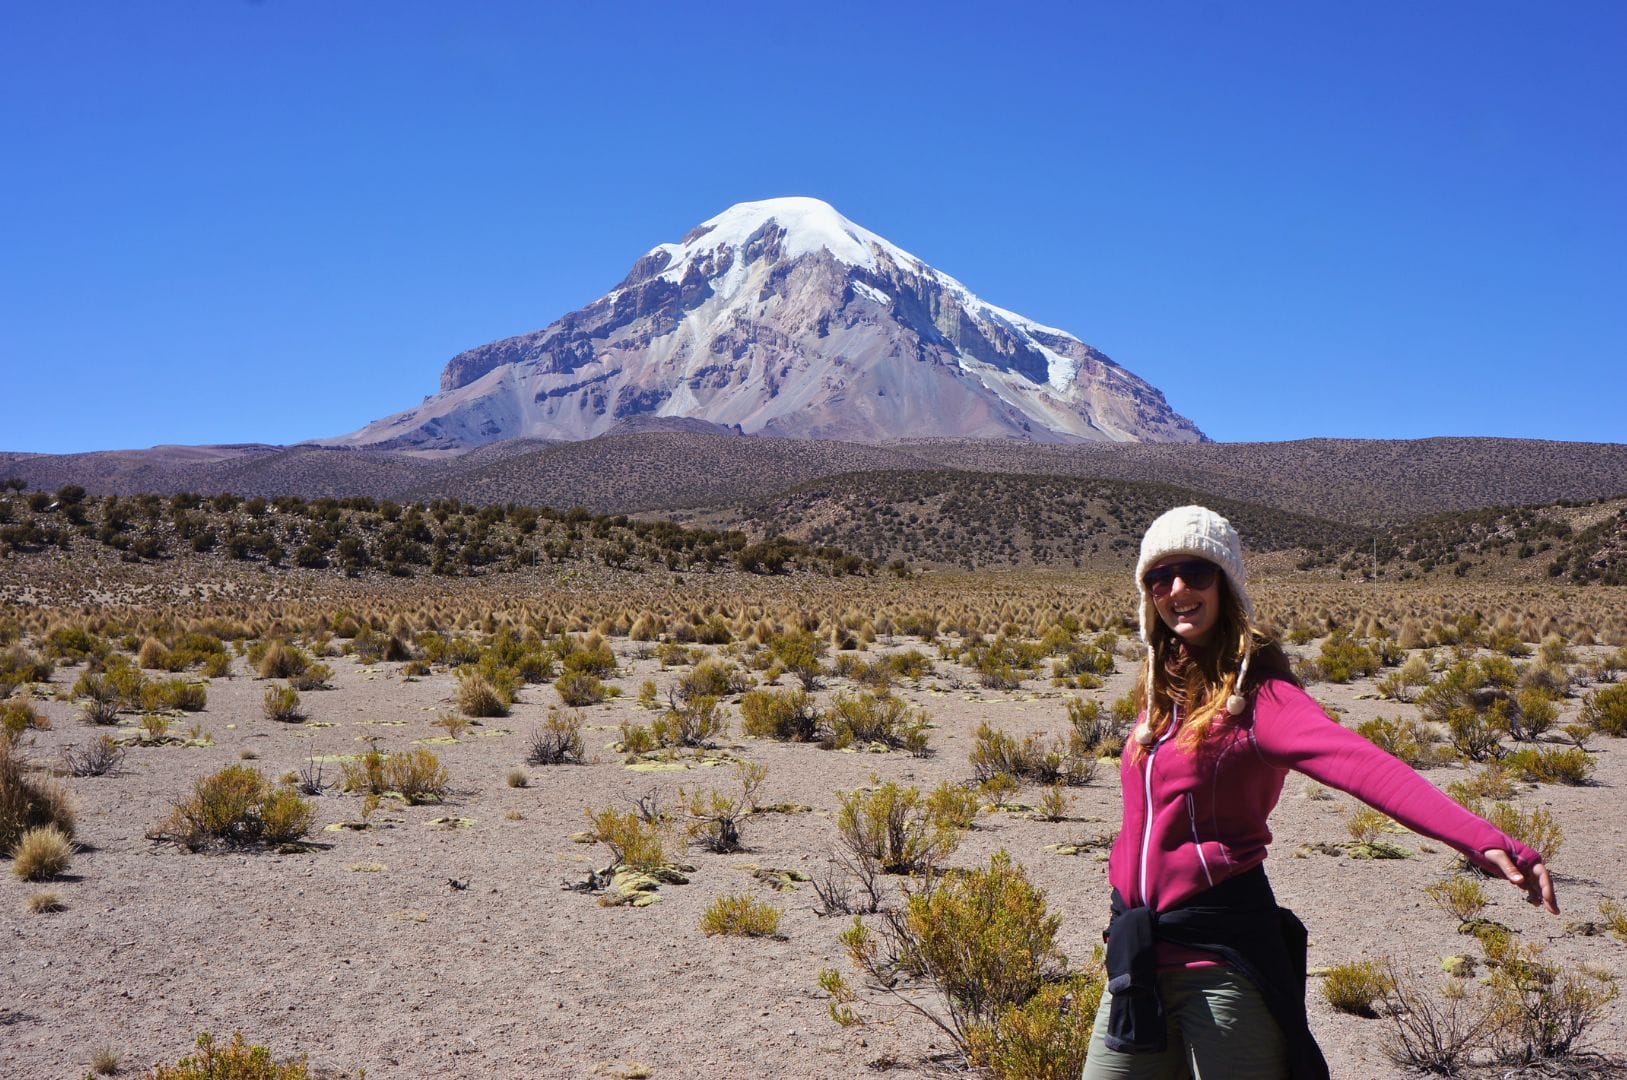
[331,198,1205,448]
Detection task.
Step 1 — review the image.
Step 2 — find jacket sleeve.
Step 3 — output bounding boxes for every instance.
[1248,679,1543,875]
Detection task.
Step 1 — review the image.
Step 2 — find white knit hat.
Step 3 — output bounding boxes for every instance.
[1134,505,1255,739]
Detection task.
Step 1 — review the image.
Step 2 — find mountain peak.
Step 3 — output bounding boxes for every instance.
[646,197,919,282]
[329,201,1206,449]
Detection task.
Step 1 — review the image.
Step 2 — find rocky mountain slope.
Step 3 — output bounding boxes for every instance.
[328,197,1205,448]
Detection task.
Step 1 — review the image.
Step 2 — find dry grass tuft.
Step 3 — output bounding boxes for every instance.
[10,823,73,880]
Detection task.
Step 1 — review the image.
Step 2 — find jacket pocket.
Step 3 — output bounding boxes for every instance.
[1185,793,1215,887]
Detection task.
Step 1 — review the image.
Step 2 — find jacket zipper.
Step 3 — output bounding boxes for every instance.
[1186,792,1214,887]
[1137,718,1176,906]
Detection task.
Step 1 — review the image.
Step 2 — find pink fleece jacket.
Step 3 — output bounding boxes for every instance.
[1108,677,1543,915]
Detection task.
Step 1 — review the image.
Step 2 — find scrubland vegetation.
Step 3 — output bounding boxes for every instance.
[1,485,1625,1077]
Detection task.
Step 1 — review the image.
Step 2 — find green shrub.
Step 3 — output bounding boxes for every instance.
[1501,746,1593,786]
[1580,684,1627,736]
[926,780,982,831]
[1445,762,1518,805]
[1,696,47,738]
[383,748,448,803]
[679,761,765,853]
[554,670,606,707]
[964,971,1102,1080]
[155,765,313,850]
[1481,936,1619,1062]
[286,663,332,691]
[1321,959,1393,1017]
[1484,802,1563,863]
[558,633,618,677]
[0,646,53,695]
[834,780,959,875]
[340,747,448,804]
[699,893,781,937]
[141,678,207,712]
[739,687,820,741]
[1318,630,1382,683]
[585,806,667,871]
[1356,715,1443,769]
[829,850,1098,1069]
[1065,696,1120,755]
[679,658,748,700]
[765,629,827,690]
[828,690,928,755]
[143,1031,310,1080]
[42,626,110,663]
[1425,875,1488,924]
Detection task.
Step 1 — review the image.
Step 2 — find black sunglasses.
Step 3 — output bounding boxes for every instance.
[1142,559,1219,597]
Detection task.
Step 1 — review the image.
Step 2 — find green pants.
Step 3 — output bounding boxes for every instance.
[1080,966,1289,1080]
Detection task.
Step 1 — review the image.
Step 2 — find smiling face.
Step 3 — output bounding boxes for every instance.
[1146,556,1222,648]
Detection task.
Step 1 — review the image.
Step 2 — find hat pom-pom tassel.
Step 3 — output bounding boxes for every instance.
[1225,694,1247,716]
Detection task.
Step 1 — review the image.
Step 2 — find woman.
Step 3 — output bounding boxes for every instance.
[1081,506,1558,1080]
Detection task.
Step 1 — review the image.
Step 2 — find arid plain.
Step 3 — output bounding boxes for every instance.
[3,505,1627,1079]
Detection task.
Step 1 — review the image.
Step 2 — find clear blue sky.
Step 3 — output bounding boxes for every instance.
[3,1,1623,453]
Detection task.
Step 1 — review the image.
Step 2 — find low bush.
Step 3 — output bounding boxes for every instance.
[1318,630,1382,683]
[828,690,928,755]
[1481,936,1619,1063]
[339,747,448,804]
[926,781,981,831]
[1580,683,1627,736]
[554,670,605,708]
[825,849,1100,1074]
[1379,962,1498,1074]
[585,806,667,871]
[144,1031,310,1080]
[963,971,1102,1080]
[526,710,585,765]
[739,687,820,741]
[62,733,126,777]
[1501,746,1593,786]
[252,640,309,680]
[678,658,749,700]
[0,646,52,695]
[1425,875,1488,924]
[1065,696,1120,755]
[1485,801,1563,863]
[153,765,314,850]
[0,736,75,853]
[679,761,765,854]
[262,685,303,723]
[1445,762,1519,805]
[287,663,333,691]
[141,678,207,712]
[456,671,511,717]
[1355,716,1443,769]
[1321,959,1392,1017]
[834,780,959,876]
[1,695,47,738]
[699,893,781,937]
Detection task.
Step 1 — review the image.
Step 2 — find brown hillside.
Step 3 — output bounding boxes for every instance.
[888,437,1627,525]
[678,469,1363,570]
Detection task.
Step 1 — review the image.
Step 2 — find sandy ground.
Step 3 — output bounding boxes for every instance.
[2,637,1624,1080]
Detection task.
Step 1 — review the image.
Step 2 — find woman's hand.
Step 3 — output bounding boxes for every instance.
[1482,848,1558,914]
